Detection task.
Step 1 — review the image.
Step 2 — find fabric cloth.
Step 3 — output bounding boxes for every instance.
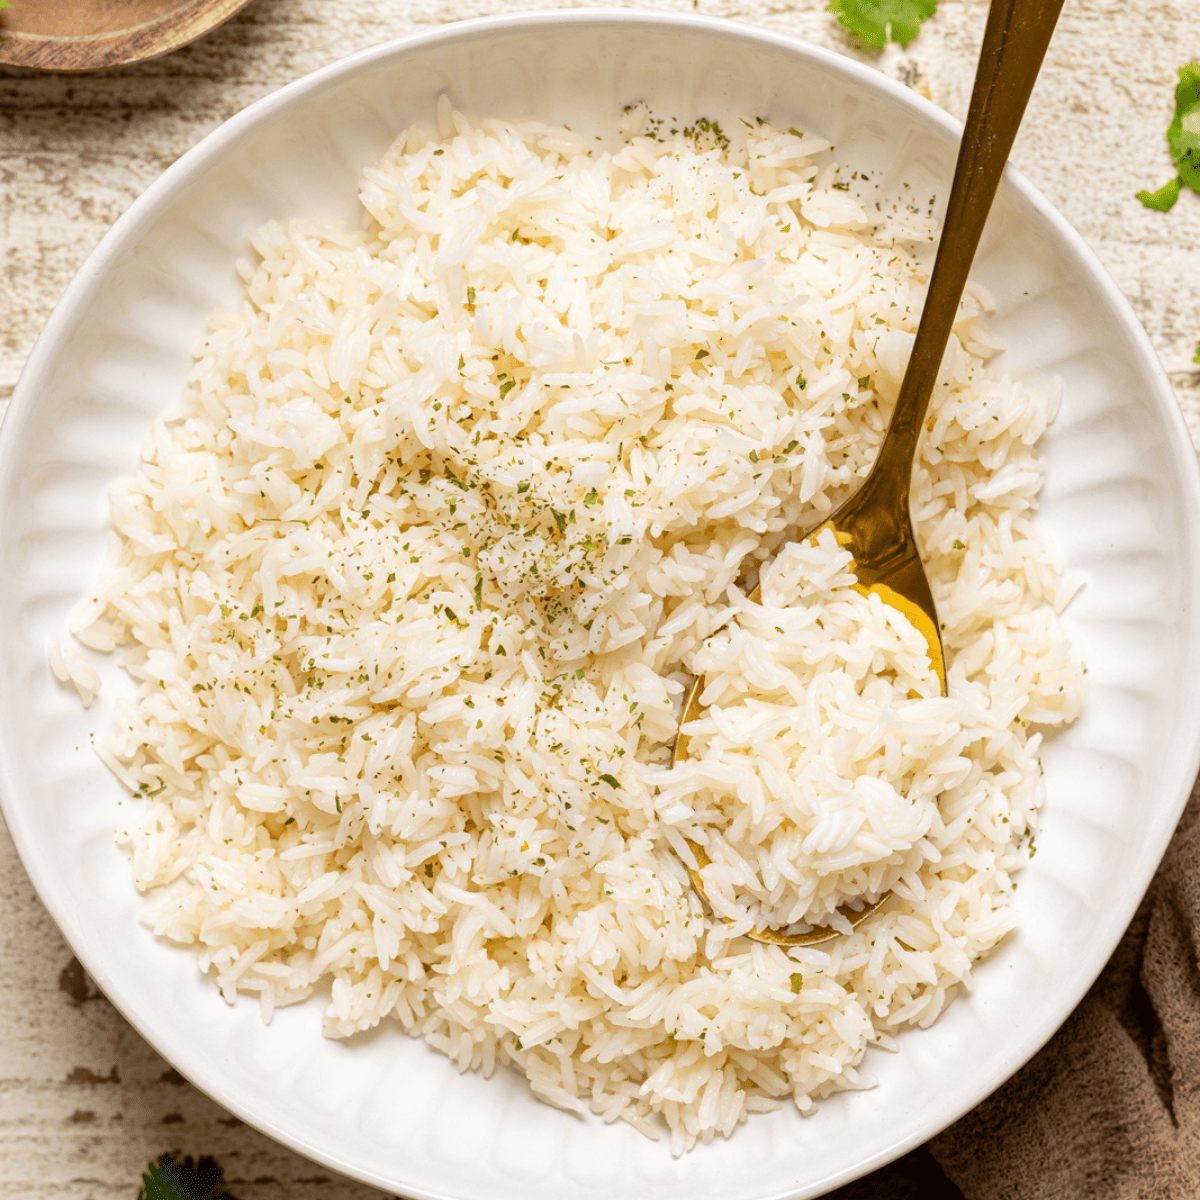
[830,773,1200,1200]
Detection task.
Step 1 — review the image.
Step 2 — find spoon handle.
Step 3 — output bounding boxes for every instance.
[871,0,1066,493]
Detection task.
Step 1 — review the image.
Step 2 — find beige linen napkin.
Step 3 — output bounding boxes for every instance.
[830,773,1200,1200]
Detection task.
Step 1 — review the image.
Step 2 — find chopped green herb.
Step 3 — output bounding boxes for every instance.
[790,972,804,993]
[1138,177,1183,212]
[828,0,937,48]
[1137,62,1200,211]
[137,1152,236,1200]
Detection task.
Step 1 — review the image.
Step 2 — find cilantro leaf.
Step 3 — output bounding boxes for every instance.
[1168,62,1200,191]
[1137,177,1182,211]
[138,1152,237,1200]
[1138,62,1200,210]
[828,0,937,48]
[1194,342,1200,366]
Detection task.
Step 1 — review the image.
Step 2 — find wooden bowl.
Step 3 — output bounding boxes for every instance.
[0,0,256,71]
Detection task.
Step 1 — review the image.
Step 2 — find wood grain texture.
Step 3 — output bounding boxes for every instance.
[0,0,257,72]
[1,1,1198,1196]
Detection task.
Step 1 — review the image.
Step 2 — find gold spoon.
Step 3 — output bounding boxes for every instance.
[671,0,1066,947]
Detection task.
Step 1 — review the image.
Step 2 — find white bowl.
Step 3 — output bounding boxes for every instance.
[3,11,1199,1198]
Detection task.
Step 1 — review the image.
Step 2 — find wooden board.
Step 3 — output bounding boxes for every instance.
[0,0,256,70]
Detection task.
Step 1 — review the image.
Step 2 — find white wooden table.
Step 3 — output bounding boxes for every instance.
[2,1,1198,1195]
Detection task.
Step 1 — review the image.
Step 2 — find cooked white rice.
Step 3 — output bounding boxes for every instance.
[67,100,1084,1153]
